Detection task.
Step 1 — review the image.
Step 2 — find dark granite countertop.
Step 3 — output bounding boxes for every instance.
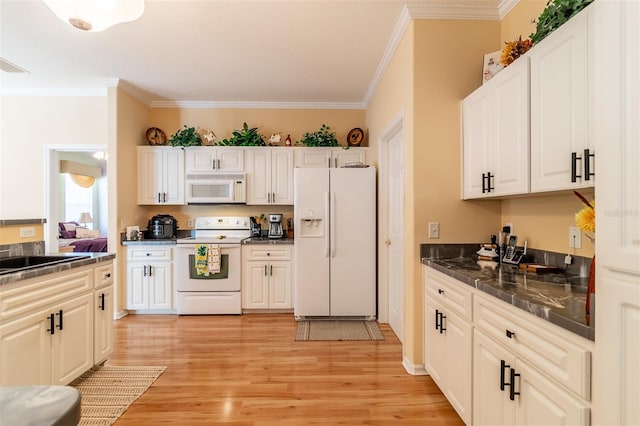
[242,237,294,245]
[0,253,115,287]
[422,257,594,341]
[121,239,177,246]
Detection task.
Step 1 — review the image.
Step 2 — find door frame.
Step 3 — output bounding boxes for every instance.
[377,111,405,326]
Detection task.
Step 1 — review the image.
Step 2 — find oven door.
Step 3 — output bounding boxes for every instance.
[175,244,240,291]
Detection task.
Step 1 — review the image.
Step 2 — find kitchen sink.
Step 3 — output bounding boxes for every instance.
[0,255,90,274]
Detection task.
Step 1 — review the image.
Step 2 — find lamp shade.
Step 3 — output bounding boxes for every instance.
[42,0,145,32]
[78,212,93,225]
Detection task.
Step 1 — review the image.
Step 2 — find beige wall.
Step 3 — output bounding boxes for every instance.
[0,95,108,219]
[501,0,546,42]
[0,224,44,245]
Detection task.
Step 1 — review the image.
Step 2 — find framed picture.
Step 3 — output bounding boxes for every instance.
[126,225,140,241]
[482,50,503,84]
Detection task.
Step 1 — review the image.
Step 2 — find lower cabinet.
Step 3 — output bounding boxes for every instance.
[126,245,173,310]
[242,245,293,310]
[474,329,590,426]
[94,263,114,364]
[0,269,96,386]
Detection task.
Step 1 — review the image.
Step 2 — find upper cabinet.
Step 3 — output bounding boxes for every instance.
[462,57,529,199]
[245,148,294,205]
[530,6,594,192]
[185,147,244,173]
[294,147,367,168]
[137,146,185,205]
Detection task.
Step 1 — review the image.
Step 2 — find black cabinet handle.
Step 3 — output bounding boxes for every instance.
[506,329,516,339]
[264,265,268,276]
[143,265,147,276]
[56,309,63,331]
[149,265,152,276]
[104,273,111,279]
[509,368,520,401]
[99,293,106,311]
[571,151,583,182]
[584,149,595,181]
[438,289,444,294]
[500,360,511,391]
[435,309,441,331]
[47,314,55,335]
[440,313,446,334]
[163,192,167,203]
[270,265,273,276]
[482,173,487,193]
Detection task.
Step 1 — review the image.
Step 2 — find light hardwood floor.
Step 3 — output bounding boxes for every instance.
[108,314,464,425]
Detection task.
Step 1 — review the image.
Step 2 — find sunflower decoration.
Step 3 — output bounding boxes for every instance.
[574,190,595,238]
[500,36,533,67]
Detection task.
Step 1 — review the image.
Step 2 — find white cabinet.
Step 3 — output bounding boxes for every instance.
[593,1,640,425]
[137,146,185,205]
[294,147,367,168]
[0,267,96,386]
[185,147,244,173]
[93,263,114,364]
[474,329,590,426]
[462,55,529,199]
[472,292,592,426]
[126,245,173,311]
[242,245,293,310]
[423,266,473,424]
[530,5,595,192]
[245,148,294,205]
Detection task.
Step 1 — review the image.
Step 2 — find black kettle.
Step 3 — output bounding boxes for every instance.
[148,214,177,239]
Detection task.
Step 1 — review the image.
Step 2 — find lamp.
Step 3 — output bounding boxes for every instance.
[78,212,93,228]
[42,0,145,32]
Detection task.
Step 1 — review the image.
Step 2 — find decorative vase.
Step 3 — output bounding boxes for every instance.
[586,255,596,314]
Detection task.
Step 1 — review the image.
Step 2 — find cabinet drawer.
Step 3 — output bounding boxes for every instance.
[424,267,473,321]
[0,267,93,322]
[243,245,292,261]
[94,262,114,289]
[474,293,592,400]
[127,246,172,261]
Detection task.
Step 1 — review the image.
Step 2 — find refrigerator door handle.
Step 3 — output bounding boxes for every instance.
[324,191,330,258]
[331,191,336,257]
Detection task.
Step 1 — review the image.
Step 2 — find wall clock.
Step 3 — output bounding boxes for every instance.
[347,127,364,147]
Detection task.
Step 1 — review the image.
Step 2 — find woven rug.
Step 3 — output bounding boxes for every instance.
[70,365,166,426]
[295,320,384,341]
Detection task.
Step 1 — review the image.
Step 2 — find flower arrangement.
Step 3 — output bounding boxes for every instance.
[574,190,595,239]
[500,36,533,67]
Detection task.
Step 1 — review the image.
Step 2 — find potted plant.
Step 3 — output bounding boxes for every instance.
[530,0,594,44]
[216,122,265,146]
[168,125,202,147]
[297,124,340,147]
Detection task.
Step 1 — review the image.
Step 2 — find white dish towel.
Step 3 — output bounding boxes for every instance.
[207,244,221,274]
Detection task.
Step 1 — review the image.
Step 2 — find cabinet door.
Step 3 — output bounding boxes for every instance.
[333,148,366,168]
[0,308,52,385]
[294,148,332,168]
[51,293,94,385]
[441,309,473,424]
[269,261,292,309]
[473,329,514,426]
[94,285,114,364]
[127,263,149,309]
[137,147,164,204]
[243,261,269,309]
[271,149,294,205]
[185,147,217,172]
[515,359,590,426]
[246,149,271,205]
[424,299,446,386]
[163,148,185,204]
[530,6,591,192]
[217,148,244,171]
[462,84,493,199]
[148,263,172,310]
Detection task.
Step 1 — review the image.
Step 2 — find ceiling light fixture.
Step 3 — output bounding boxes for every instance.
[41,0,144,32]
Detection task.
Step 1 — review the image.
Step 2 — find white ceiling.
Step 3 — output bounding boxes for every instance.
[0,0,510,108]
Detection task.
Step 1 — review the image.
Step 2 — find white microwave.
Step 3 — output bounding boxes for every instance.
[186,173,246,204]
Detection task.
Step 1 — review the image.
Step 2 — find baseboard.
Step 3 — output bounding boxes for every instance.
[402,355,428,376]
[115,309,128,319]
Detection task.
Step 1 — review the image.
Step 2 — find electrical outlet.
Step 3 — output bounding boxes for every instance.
[19,227,35,238]
[428,222,440,239]
[569,226,582,249]
[187,218,194,228]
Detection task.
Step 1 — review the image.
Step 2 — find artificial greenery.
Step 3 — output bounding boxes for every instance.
[297,124,340,147]
[530,0,594,44]
[169,125,202,147]
[216,122,265,146]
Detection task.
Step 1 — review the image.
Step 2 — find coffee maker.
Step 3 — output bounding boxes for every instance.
[268,214,284,239]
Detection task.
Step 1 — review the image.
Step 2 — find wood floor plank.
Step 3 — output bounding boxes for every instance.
[107,314,464,425]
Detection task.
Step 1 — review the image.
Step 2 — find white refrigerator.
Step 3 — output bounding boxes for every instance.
[294,166,376,319]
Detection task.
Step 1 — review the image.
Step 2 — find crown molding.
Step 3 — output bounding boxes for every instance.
[150,100,365,110]
[405,1,503,20]
[0,87,106,97]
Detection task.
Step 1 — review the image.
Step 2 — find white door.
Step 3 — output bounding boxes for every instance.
[388,127,405,341]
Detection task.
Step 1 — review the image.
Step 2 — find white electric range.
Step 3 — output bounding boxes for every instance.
[175,216,250,314]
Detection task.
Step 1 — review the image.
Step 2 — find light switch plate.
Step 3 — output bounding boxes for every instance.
[428,222,440,239]
[569,226,582,248]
